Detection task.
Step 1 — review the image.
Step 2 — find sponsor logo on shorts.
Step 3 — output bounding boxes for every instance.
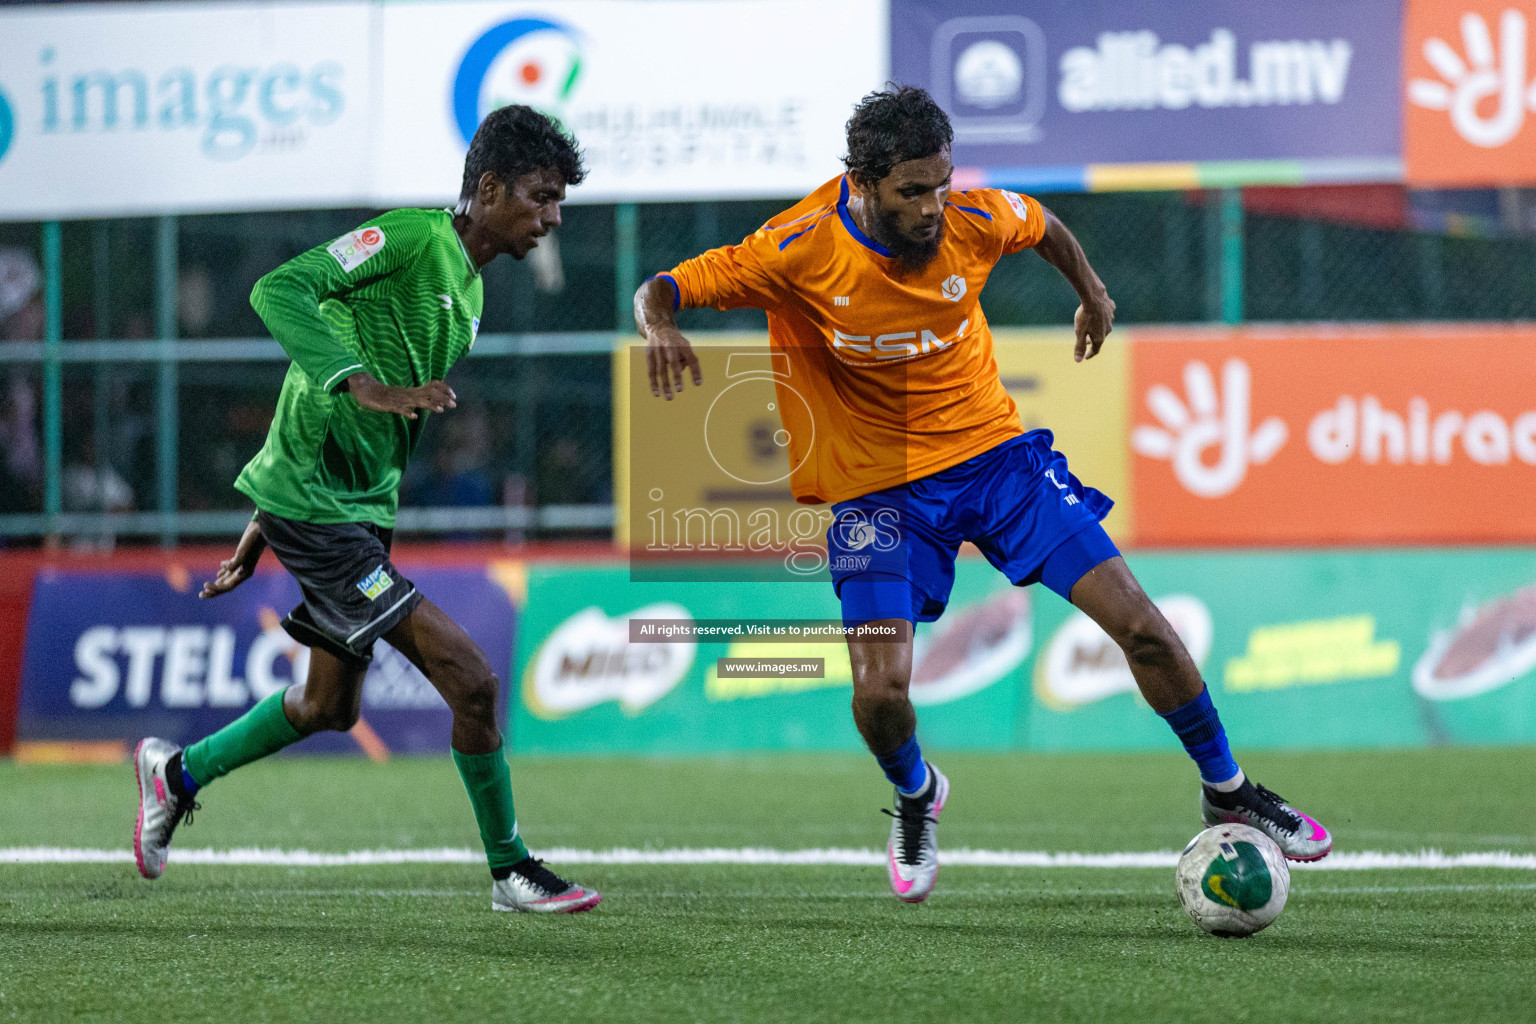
[328,227,386,272]
[356,565,393,600]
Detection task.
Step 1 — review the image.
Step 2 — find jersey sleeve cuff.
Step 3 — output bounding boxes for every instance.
[319,362,365,393]
[651,273,681,311]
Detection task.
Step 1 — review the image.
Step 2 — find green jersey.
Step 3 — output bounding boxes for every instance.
[236,208,485,527]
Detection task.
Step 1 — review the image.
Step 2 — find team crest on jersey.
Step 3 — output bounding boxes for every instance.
[328,227,386,272]
[941,275,967,302]
[356,565,393,600]
[1001,190,1030,222]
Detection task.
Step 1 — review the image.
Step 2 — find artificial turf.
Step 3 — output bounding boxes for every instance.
[3,748,1535,1023]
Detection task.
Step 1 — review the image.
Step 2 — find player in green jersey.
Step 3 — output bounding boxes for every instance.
[132,106,603,914]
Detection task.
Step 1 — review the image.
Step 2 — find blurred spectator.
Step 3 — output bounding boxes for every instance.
[0,248,43,512]
[1,248,43,341]
[178,265,215,337]
[64,435,134,514]
[406,404,495,508]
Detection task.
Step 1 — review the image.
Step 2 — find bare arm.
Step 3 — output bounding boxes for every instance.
[634,277,702,400]
[1033,208,1116,363]
[342,371,456,420]
[199,519,266,598]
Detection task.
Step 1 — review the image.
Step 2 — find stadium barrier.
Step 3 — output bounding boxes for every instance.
[512,549,1536,755]
[0,544,603,759]
[7,543,1536,758]
[617,323,1536,551]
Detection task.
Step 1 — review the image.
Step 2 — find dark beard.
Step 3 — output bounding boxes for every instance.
[871,202,944,273]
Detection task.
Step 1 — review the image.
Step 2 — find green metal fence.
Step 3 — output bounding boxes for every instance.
[2,189,1533,544]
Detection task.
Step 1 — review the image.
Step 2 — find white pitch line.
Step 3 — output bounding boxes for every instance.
[5,847,1536,869]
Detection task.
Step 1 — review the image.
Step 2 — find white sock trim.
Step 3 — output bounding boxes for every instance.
[896,762,932,799]
[1207,767,1245,793]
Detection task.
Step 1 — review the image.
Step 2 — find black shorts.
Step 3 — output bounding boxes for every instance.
[256,510,423,666]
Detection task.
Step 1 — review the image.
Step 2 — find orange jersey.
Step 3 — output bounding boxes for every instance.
[663,175,1046,504]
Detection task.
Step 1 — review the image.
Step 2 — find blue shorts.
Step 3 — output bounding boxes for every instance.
[828,430,1118,625]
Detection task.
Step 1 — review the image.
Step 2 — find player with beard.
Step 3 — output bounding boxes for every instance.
[634,86,1332,903]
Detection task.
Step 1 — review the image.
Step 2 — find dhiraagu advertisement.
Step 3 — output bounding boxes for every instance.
[512,549,1536,756]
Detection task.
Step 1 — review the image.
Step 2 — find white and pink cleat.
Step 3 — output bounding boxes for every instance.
[492,858,603,913]
[1201,780,1333,862]
[133,738,198,880]
[884,762,950,903]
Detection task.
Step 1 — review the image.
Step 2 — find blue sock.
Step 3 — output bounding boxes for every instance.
[1159,687,1241,786]
[876,734,929,795]
[180,762,201,797]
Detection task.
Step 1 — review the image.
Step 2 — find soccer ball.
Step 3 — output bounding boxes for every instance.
[1175,824,1290,938]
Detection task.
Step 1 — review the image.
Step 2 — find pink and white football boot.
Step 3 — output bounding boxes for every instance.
[492,858,603,914]
[883,762,950,903]
[1201,779,1332,862]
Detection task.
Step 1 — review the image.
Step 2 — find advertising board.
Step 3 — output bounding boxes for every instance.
[16,563,519,757]
[1404,0,1536,186]
[1129,324,1536,546]
[0,2,374,219]
[513,548,1536,755]
[0,0,884,219]
[614,328,1132,556]
[372,0,886,205]
[889,0,1404,190]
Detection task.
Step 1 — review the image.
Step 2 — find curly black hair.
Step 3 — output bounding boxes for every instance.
[459,105,586,200]
[843,85,954,183]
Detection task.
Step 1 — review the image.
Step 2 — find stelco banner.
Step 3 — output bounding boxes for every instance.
[1129,324,1536,546]
[16,563,518,756]
[889,0,1404,187]
[512,549,1536,755]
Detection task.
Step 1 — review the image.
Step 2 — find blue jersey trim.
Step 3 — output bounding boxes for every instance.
[777,210,832,251]
[837,177,893,257]
[651,273,681,311]
[771,206,829,233]
[947,202,993,220]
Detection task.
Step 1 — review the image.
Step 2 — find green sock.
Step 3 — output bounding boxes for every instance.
[453,742,530,871]
[183,688,303,786]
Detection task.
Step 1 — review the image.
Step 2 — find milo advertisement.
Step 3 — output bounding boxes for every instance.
[512,550,1536,755]
[511,561,1034,755]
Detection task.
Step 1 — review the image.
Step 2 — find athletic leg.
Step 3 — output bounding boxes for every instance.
[843,599,950,903]
[1066,551,1332,861]
[384,599,601,912]
[134,647,364,880]
[848,617,920,781]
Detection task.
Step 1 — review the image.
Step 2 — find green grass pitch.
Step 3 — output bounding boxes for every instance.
[3,748,1536,1023]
